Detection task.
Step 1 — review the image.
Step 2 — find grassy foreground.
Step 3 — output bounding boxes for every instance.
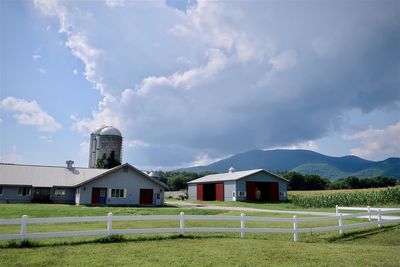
[0,228,399,267]
[0,204,399,266]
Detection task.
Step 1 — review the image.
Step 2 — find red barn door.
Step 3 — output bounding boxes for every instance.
[269,182,279,201]
[197,184,203,201]
[246,181,255,201]
[215,182,224,201]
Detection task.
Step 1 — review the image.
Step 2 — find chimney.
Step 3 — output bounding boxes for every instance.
[66,160,74,169]
[228,166,235,173]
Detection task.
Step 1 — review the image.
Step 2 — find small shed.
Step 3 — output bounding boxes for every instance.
[187,168,288,202]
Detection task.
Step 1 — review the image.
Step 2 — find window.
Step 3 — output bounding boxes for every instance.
[156,193,160,199]
[18,187,31,196]
[238,191,246,197]
[232,191,236,198]
[111,189,125,198]
[54,188,66,196]
[0,187,3,196]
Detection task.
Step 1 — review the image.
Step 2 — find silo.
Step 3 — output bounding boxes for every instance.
[88,126,123,168]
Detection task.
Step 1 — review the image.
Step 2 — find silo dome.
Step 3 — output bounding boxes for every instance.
[99,126,122,136]
[92,125,107,135]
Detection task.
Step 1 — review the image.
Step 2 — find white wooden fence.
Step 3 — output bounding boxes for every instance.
[0,207,399,242]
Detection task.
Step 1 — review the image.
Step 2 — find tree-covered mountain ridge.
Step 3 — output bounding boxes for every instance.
[178,149,400,179]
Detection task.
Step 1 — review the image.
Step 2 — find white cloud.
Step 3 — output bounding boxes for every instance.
[38,68,47,74]
[73,69,78,75]
[105,0,125,7]
[345,122,400,160]
[0,96,62,132]
[269,141,319,151]
[32,54,41,61]
[0,145,23,164]
[34,1,400,168]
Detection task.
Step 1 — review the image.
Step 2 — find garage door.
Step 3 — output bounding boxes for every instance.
[197,184,203,201]
[140,189,153,205]
[215,182,224,201]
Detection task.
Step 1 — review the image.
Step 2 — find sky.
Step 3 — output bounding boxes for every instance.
[0,0,399,170]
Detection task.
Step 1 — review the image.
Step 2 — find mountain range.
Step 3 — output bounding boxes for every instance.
[178,149,400,179]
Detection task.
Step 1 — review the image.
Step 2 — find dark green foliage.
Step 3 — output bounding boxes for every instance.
[154,171,217,191]
[284,172,329,190]
[330,176,397,190]
[96,153,107,169]
[284,172,397,191]
[105,151,121,169]
[96,151,121,169]
[290,188,400,208]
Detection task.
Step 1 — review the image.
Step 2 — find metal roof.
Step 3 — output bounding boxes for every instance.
[0,163,167,189]
[187,169,288,184]
[100,126,122,137]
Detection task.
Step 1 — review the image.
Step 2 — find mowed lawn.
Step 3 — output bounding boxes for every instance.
[0,204,399,266]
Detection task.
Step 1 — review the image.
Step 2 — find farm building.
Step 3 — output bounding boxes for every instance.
[0,162,167,206]
[187,168,288,201]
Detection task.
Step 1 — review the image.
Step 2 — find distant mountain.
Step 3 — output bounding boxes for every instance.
[178,149,400,179]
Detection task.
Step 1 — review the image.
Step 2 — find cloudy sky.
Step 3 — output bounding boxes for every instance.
[0,0,399,169]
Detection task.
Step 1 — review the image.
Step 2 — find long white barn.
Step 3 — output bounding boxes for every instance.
[0,163,167,206]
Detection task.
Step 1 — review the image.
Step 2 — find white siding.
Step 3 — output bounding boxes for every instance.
[78,168,165,205]
[224,181,236,201]
[188,184,197,200]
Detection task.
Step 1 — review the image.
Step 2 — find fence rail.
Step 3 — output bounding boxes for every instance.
[1,207,399,242]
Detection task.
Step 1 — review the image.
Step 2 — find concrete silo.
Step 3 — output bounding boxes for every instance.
[88,126,123,168]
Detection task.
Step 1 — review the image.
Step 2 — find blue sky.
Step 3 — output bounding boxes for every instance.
[0,0,399,170]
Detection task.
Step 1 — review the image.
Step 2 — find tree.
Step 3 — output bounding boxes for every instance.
[284,172,305,190]
[105,150,121,169]
[96,153,107,169]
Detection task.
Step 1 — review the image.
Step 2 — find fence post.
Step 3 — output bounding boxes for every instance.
[367,206,371,222]
[339,213,344,235]
[180,212,185,235]
[293,215,298,242]
[107,212,113,236]
[377,209,382,228]
[335,205,339,216]
[240,213,245,239]
[20,215,28,240]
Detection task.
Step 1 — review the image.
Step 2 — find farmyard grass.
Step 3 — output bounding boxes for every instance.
[0,203,399,266]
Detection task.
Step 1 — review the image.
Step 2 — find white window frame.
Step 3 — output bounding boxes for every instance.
[232,191,236,198]
[238,191,246,197]
[54,188,66,197]
[111,188,126,198]
[18,187,31,196]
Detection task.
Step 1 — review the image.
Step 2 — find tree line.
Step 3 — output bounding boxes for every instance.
[283,171,397,190]
[152,171,217,191]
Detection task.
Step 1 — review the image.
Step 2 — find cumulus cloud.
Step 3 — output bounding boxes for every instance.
[34,0,400,167]
[345,122,400,160]
[0,97,62,132]
[105,0,125,8]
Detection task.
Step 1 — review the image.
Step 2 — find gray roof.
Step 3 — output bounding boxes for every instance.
[0,163,168,189]
[187,169,288,184]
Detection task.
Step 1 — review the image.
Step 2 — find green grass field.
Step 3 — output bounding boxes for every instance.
[0,204,399,266]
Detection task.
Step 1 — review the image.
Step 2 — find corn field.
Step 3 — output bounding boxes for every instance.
[289,187,400,208]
